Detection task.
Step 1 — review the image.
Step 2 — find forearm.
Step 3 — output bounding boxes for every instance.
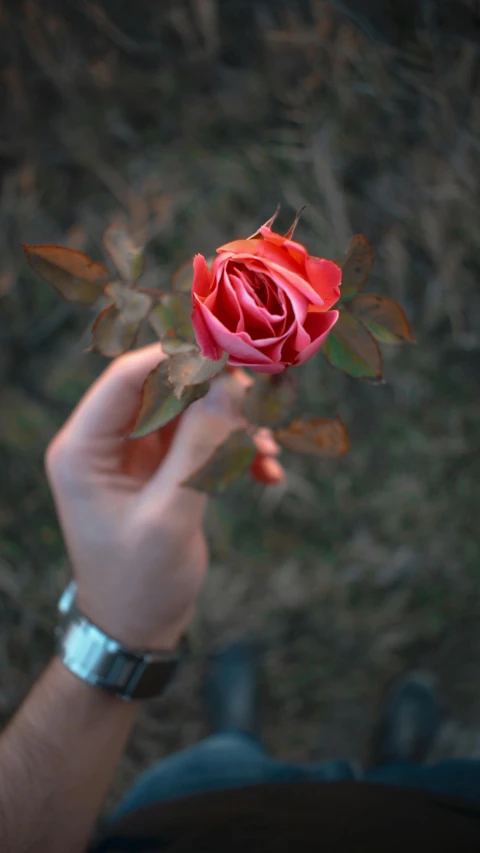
[0,657,139,853]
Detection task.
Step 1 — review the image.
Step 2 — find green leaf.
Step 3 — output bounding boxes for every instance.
[172,258,195,293]
[103,223,144,282]
[348,294,415,344]
[162,338,198,356]
[244,373,296,427]
[168,351,228,399]
[89,283,151,357]
[128,360,210,438]
[275,416,349,457]
[323,309,382,379]
[149,293,195,342]
[89,305,125,358]
[106,281,151,319]
[337,235,374,303]
[148,300,176,339]
[182,429,256,494]
[23,244,110,305]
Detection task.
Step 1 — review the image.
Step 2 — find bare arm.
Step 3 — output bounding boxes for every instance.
[0,659,138,853]
[0,344,284,853]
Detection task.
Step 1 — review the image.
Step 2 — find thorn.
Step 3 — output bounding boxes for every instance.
[284,205,307,239]
[247,204,281,239]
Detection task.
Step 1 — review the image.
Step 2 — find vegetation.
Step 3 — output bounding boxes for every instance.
[1,1,479,807]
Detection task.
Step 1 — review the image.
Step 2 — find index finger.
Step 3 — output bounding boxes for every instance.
[57,344,166,450]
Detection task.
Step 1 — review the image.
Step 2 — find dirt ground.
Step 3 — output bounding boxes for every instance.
[1,1,479,811]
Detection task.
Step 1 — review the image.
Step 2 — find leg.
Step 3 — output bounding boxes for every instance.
[365,759,480,802]
[109,642,315,823]
[110,730,289,821]
[110,731,359,823]
[366,670,480,803]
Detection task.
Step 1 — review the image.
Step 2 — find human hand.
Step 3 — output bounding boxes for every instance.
[45,344,284,650]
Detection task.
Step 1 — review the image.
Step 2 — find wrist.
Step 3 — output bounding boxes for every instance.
[74,590,193,652]
[76,600,188,651]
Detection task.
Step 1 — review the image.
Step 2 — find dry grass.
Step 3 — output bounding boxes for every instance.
[0,0,479,809]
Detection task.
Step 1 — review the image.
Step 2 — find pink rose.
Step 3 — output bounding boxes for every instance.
[191,219,341,374]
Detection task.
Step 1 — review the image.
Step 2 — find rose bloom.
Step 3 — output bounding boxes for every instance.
[191,218,341,374]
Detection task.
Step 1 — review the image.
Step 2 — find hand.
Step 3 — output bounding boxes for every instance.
[45,344,284,650]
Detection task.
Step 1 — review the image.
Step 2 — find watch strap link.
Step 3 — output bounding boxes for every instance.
[56,582,188,701]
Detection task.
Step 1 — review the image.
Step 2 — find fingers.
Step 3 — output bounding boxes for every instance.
[50,339,285,504]
[254,427,281,458]
[142,375,286,525]
[250,453,285,485]
[143,371,246,499]
[251,428,284,485]
[54,343,167,454]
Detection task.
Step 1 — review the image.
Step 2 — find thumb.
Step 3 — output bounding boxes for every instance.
[142,372,247,504]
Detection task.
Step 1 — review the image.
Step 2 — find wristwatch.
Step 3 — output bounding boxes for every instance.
[55,581,189,702]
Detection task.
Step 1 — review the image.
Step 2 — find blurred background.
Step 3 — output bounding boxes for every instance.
[1,0,479,809]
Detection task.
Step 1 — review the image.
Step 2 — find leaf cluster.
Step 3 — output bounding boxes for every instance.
[24,226,413,493]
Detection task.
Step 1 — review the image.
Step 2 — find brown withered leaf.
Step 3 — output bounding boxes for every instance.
[90,283,151,357]
[168,351,228,399]
[323,309,382,379]
[338,235,374,302]
[275,416,350,458]
[23,244,110,304]
[128,360,210,439]
[103,223,144,282]
[182,430,256,494]
[348,294,415,344]
[244,373,296,427]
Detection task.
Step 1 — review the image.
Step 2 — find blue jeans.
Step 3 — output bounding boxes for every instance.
[109,731,480,824]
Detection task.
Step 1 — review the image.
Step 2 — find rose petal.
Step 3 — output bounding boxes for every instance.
[227,255,322,312]
[305,258,342,311]
[240,270,285,322]
[230,271,275,335]
[293,310,339,365]
[192,296,224,360]
[215,239,303,278]
[195,298,275,365]
[291,320,311,351]
[206,265,241,330]
[231,258,305,320]
[260,227,308,266]
[192,254,213,298]
[237,327,292,357]
[265,279,287,317]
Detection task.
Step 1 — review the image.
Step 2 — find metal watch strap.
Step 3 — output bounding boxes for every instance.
[56,582,188,701]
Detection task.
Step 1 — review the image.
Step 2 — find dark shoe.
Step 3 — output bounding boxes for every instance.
[204,641,259,737]
[370,671,441,767]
